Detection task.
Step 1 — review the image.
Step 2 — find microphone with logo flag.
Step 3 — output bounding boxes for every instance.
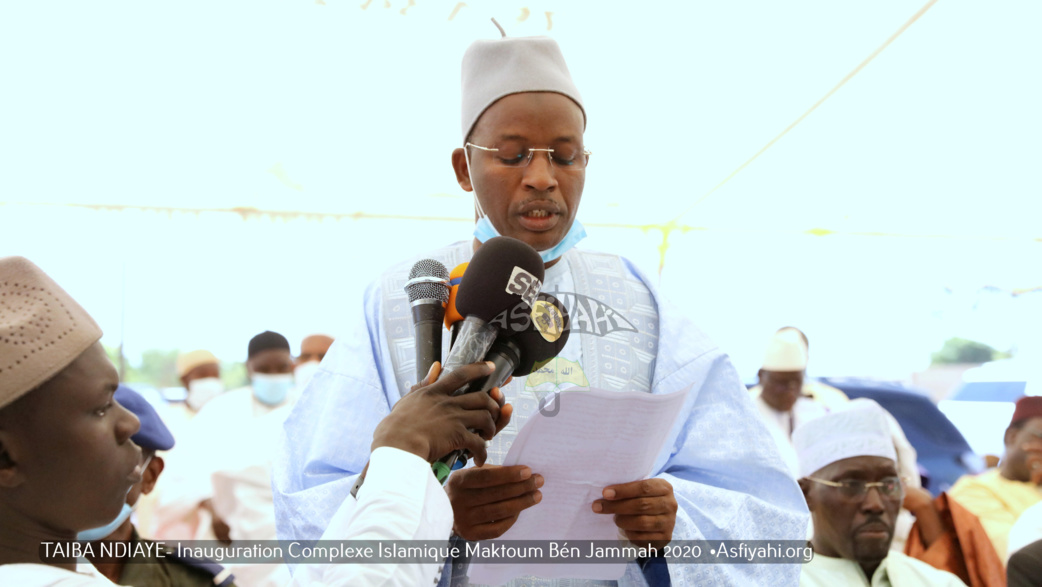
[438,237,544,377]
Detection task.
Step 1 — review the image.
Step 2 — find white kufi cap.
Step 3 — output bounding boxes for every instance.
[460,21,585,141]
[762,329,808,371]
[793,398,897,477]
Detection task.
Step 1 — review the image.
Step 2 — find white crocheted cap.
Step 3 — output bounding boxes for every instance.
[794,398,897,477]
[461,23,585,141]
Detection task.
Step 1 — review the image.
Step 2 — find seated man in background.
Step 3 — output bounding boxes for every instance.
[773,326,849,409]
[752,327,928,553]
[147,349,225,540]
[293,334,333,389]
[158,331,300,585]
[794,399,965,586]
[749,329,830,473]
[949,396,1042,559]
[84,385,235,587]
[177,349,224,414]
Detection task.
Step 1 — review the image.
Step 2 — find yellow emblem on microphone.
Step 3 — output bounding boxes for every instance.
[531,299,565,343]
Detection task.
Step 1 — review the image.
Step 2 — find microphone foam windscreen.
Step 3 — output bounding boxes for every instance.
[456,237,544,322]
[444,262,468,329]
[512,292,571,376]
[405,259,450,304]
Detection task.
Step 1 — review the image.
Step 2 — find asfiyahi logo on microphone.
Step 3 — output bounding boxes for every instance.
[505,266,542,307]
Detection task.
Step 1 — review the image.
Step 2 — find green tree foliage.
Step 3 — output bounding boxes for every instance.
[931,337,1009,365]
[220,362,249,390]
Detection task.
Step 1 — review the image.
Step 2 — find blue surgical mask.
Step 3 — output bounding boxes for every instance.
[251,373,294,406]
[77,502,134,541]
[473,214,501,243]
[467,149,587,263]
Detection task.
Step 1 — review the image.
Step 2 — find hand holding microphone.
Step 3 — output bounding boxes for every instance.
[437,291,571,470]
[371,360,512,466]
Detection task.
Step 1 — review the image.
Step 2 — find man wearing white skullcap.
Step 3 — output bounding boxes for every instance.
[795,399,965,586]
[750,327,934,555]
[0,256,146,585]
[749,329,830,474]
[275,19,809,587]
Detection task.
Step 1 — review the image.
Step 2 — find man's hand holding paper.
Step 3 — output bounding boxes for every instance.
[447,464,544,540]
[465,388,688,584]
[593,478,678,552]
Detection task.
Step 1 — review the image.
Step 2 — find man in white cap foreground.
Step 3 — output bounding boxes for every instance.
[275,21,809,587]
[0,256,145,585]
[0,256,511,587]
[794,399,965,586]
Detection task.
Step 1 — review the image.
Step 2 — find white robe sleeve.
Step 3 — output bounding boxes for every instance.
[288,447,452,587]
[273,281,400,545]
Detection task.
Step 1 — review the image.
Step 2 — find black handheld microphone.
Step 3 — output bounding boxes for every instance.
[476,291,572,394]
[430,237,544,482]
[436,292,571,475]
[439,237,544,378]
[405,259,450,383]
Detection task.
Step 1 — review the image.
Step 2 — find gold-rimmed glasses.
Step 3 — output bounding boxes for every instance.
[466,140,591,169]
[804,476,903,500]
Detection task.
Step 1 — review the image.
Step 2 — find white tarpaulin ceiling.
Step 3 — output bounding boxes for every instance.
[2,1,1040,375]
[2,0,1040,241]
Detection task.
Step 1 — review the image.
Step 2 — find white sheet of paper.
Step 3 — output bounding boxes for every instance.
[467,387,688,585]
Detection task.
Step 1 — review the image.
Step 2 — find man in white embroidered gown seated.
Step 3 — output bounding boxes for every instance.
[795,399,965,586]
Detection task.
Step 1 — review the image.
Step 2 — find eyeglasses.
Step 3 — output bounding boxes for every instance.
[805,476,903,499]
[466,140,591,169]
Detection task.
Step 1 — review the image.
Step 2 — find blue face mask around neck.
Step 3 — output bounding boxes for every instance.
[77,453,153,541]
[77,503,134,541]
[473,215,587,264]
[466,149,587,264]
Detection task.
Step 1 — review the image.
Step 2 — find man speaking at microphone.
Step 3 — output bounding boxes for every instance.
[273,24,809,586]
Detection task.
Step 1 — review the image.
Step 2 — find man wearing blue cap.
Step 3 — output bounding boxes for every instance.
[82,385,236,587]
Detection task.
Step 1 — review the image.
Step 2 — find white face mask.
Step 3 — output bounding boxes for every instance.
[186,377,225,411]
[294,360,321,388]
